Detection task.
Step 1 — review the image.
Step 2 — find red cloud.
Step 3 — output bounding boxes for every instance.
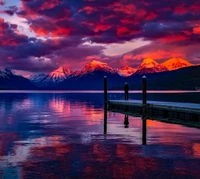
[193,26,200,34]
[112,3,136,15]
[136,9,147,18]
[160,35,188,43]
[52,28,71,36]
[117,27,139,36]
[0,17,27,46]
[39,0,60,10]
[123,50,185,61]
[146,12,157,20]
[79,6,97,14]
[174,6,188,15]
[190,5,200,14]
[94,24,112,32]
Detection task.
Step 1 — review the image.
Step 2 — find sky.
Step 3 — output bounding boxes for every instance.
[0,0,200,76]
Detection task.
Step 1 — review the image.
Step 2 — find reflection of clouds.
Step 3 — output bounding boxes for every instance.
[193,143,200,157]
[1,145,30,166]
[49,97,103,125]
[1,93,200,178]
[15,99,32,110]
[49,98,70,113]
[0,135,65,167]
[147,120,200,145]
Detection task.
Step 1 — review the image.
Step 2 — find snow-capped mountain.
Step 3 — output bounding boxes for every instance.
[161,58,193,71]
[135,58,168,75]
[117,66,136,77]
[42,65,71,85]
[80,60,116,76]
[29,73,47,83]
[0,68,13,79]
[0,68,35,89]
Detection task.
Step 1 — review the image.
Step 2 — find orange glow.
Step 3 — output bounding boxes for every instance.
[193,26,200,34]
[129,50,185,61]
[193,143,200,157]
[52,28,71,36]
[33,27,49,36]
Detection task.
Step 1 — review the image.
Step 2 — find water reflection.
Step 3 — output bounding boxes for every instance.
[104,109,107,134]
[124,115,129,128]
[142,117,147,145]
[0,93,200,178]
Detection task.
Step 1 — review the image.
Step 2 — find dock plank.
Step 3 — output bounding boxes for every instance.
[109,100,200,113]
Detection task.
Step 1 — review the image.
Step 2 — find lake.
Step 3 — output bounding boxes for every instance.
[0,91,200,179]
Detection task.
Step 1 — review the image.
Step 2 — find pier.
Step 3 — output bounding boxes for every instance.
[104,76,200,128]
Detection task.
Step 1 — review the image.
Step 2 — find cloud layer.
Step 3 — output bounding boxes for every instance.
[0,0,200,73]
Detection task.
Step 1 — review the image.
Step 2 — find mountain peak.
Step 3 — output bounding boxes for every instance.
[81,60,115,75]
[135,58,168,75]
[2,68,13,75]
[0,68,14,79]
[40,65,72,85]
[117,66,136,77]
[141,58,159,67]
[50,65,71,78]
[162,58,193,71]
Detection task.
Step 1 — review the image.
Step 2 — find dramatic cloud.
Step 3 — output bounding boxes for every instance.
[0,0,200,74]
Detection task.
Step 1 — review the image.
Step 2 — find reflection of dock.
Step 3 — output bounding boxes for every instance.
[108,100,200,127]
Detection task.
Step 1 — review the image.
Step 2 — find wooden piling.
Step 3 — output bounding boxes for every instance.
[142,76,147,116]
[104,76,107,109]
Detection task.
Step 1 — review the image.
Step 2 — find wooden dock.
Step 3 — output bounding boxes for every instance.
[108,100,200,127]
[104,76,200,128]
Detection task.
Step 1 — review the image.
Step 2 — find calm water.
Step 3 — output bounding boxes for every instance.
[0,92,200,179]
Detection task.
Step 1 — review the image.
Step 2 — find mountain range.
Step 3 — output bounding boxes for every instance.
[0,69,35,90]
[0,58,199,90]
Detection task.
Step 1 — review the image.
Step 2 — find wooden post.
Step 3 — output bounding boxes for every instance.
[104,76,107,109]
[142,76,147,116]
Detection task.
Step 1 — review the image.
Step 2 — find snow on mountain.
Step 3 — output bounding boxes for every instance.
[49,65,71,81]
[161,58,193,71]
[80,60,116,75]
[35,65,72,87]
[29,73,47,83]
[0,68,35,89]
[70,70,81,77]
[0,68,14,79]
[117,66,136,77]
[135,58,168,75]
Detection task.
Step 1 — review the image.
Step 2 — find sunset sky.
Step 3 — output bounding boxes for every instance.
[0,0,200,76]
